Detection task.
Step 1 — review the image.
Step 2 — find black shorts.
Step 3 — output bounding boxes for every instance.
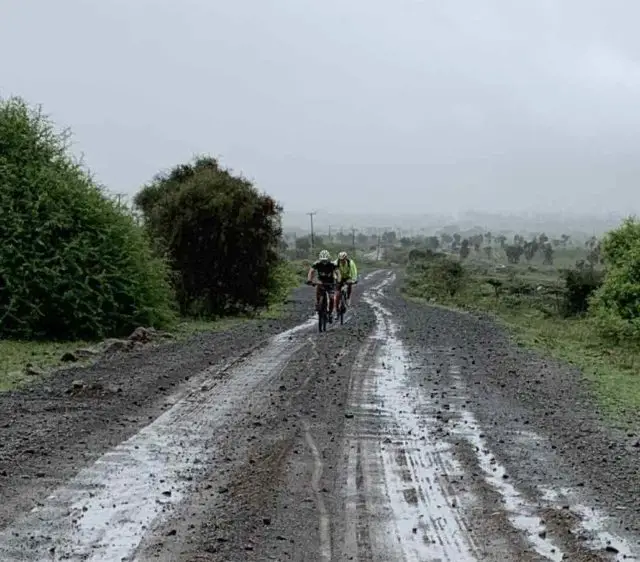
[317,281,335,293]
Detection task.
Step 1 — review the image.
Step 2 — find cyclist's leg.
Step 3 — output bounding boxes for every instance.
[334,282,342,311]
[346,281,353,304]
[327,284,335,314]
[315,285,322,311]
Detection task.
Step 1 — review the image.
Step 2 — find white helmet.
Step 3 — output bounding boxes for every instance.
[338,251,348,260]
[318,249,331,261]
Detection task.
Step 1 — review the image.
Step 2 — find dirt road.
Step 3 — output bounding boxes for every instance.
[0,270,638,561]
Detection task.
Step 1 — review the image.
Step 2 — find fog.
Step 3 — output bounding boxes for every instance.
[2,0,639,216]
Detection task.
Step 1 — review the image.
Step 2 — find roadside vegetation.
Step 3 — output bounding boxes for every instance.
[0,96,298,388]
[401,223,640,425]
[5,92,636,422]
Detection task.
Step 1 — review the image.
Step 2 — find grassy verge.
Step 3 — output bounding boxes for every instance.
[0,260,303,392]
[488,303,639,426]
[405,263,640,427]
[0,339,92,391]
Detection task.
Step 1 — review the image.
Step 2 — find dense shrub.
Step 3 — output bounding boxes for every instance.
[590,217,640,342]
[0,97,176,340]
[135,157,284,317]
[561,266,604,316]
[383,246,410,265]
[406,255,466,299]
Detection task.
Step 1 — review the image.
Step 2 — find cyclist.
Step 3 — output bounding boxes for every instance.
[306,249,341,322]
[335,251,358,309]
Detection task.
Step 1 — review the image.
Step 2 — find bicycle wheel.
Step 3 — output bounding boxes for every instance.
[318,290,327,332]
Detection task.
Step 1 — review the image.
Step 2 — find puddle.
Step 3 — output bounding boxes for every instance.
[538,485,637,560]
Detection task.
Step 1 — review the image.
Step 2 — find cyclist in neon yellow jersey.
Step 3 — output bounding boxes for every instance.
[334,251,358,308]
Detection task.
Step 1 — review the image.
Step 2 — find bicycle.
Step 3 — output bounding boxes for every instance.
[307,281,335,333]
[337,280,356,325]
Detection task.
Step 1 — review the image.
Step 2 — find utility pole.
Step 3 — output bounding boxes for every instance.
[376,229,381,261]
[307,211,317,255]
[351,226,356,258]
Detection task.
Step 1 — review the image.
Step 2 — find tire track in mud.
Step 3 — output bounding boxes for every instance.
[439,363,638,561]
[0,318,318,562]
[340,273,479,561]
[339,272,640,562]
[131,274,383,562]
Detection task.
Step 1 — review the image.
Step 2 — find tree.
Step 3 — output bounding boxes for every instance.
[542,243,554,265]
[135,156,283,317]
[523,240,539,262]
[459,239,471,260]
[0,96,175,339]
[587,242,601,266]
[505,244,524,264]
[382,230,397,244]
[484,246,493,260]
[496,234,507,248]
[471,234,483,253]
[585,236,601,266]
[425,236,440,251]
[440,233,453,247]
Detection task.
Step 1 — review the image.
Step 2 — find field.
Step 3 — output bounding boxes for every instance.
[404,244,640,426]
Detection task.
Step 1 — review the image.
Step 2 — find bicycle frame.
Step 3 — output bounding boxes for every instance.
[310,281,335,332]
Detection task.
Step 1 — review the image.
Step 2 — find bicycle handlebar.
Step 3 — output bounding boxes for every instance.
[306,279,357,286]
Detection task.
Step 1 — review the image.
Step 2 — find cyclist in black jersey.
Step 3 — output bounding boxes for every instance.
[306,249,341,321]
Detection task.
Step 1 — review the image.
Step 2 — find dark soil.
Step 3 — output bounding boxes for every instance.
[386,285,640,537]
[0,288,312,529]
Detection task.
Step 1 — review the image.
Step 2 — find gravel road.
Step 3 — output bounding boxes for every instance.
[0,270,638,561]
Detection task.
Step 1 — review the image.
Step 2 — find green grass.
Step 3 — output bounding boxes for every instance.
[491,305,640,427]
[173,299,296,339]
[405,267,640,428]
[0,339,92,391]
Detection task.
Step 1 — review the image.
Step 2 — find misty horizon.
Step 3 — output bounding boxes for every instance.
[3,1,640,216]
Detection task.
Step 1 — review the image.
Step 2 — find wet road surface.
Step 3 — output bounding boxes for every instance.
[0,270,638,561]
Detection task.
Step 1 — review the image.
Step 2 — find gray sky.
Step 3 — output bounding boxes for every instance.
[2,0,640,215]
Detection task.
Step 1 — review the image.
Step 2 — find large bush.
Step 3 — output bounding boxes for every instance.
[0,97,176,340]
[590,218,640,342]
[561,265,604,316]
[406,254,466,299]
[135,157,284,317]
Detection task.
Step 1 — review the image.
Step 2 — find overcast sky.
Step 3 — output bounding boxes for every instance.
[2,0,639,215]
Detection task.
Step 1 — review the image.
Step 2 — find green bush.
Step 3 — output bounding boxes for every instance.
[265,259,300,307]
[0,97,176,340]
[406,255,466,299]
[562,266,604,316]
[135,156,284,317]
[590,217,640,342]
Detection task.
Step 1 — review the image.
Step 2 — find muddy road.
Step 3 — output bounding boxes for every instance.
[0,270,638,561]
